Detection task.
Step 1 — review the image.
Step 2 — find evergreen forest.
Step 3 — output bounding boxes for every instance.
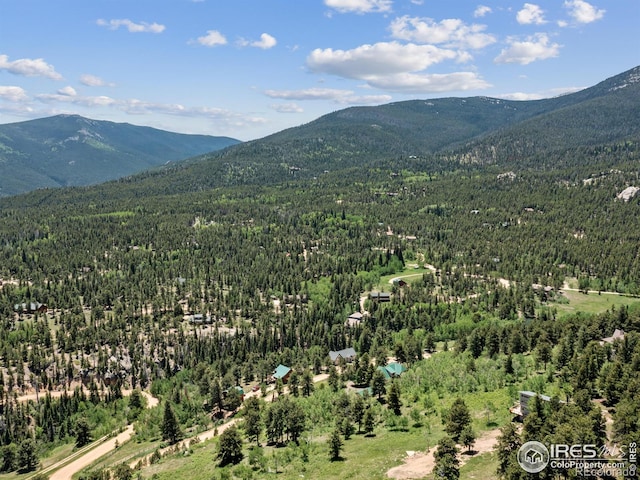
[0,66,639,480]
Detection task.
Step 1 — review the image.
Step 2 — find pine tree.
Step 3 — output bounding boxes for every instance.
[351,395,365,432]
[161,402,182,445]
[328,428,343,461]
[387,381,402,415]
[328,365,340,392]
[371,369,387,400]
[75,417,92,448]
[445,397,471,441]
[17,438,38,473]
[363,409,375,435]
[496,423,523,479]
[433,436,459,480]
[459,425,476,452]
[301,370,314,397]
[218,425,243,466]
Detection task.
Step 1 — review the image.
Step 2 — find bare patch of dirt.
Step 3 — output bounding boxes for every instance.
[386,428,501,480]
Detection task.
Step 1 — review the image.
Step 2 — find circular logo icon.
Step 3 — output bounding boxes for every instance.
[517,441,550,473]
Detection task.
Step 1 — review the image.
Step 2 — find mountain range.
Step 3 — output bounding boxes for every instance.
[1,65,638,198]
[0,115,240,197]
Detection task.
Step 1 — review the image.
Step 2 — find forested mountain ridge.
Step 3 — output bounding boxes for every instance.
[100,65,640,196]
[0,114,240,197]
[456,65,640,167]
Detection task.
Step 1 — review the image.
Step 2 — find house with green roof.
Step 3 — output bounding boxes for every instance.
[272,364,292,383]
[377,362,406,380]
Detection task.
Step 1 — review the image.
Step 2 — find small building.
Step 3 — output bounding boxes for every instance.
[393,279,408,288]
[234,386,245,402]
[600,329,625,345]
[509,391,554,419]
[329,347,357,364]
[188,313,212,324]
[369,292,391,302]
[272,364,292,384]
[14,302,47,314]
[376,362,406,380]
[345,312,364,327]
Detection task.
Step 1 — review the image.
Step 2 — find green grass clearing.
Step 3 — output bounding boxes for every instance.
[552,289,640,316]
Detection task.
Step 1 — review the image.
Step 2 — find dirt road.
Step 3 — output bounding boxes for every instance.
[24,389,157,480]
[131,372,330,469]
[47,425,135,480]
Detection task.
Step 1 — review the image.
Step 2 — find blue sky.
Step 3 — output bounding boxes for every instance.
[0,0,637,141]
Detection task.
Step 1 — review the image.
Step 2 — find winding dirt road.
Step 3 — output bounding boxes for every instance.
[25,391,157,480]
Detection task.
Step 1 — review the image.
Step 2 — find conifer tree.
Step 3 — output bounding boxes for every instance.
[218,425,243,466]
[328,428,343,461]
[161,402,182,445]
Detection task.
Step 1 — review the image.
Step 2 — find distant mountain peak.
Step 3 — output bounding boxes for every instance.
[608,65,640,92]
[0,115,241,197]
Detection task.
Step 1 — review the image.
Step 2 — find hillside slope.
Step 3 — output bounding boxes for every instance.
[106,65,640,195]
[0,115,240,196]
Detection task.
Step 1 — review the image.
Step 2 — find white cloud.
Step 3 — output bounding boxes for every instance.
[365,71,491,93]
[307,42,491,93]
[324,0,392,14]
[57,86,77,96]
[264,87,392,105]
[265,88,355,100]
[37,92,117,107]
[474,5,492,18]
[239,33,277,49]
[195,30,228,47]
[0,54,62,80]
[517,3,546,25]
[307,42,459,79]
[557,20,569,27]
[389,16,496,50]
[96,19,165,33]
[494,33,560,65]
[564,0,605,24]
[34,91,265,130]
[80,74,114,87]
[0,86,28,102]
[271,103,304,113]
[498,85,585,100]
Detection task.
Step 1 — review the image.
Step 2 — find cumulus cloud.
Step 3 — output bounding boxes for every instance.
[80,74,114,87]
[57,86,77,96]
[389,16,496,49]
[37,92,117,107]
[265,87,392,105]
[265,88,355,100]
[195,30,228,47]
[365,71,491,93]
[0,54,62,80]
[96,19,165,33]
[270,103,304,113]
[307,41,491,93]
[324,0,392,14]
[0,86,28,102]
[33,91,265,129]
[498,85,585,100]
[494,33,560,65]
[564,0,605,23]
[239,33,277,49]
[308,42,460,78]
[517,3,547,25]
[474,5,492,18]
